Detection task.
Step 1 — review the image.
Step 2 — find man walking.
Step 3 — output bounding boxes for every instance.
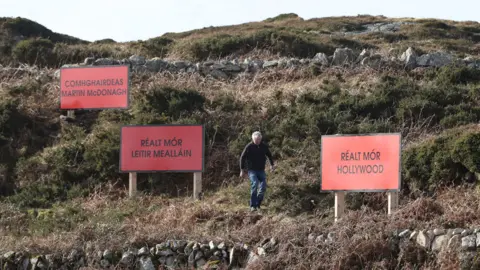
[239,131,275,212]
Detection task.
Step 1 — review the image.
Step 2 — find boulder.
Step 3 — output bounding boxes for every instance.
[312,53,329,66]
[416,52,455,67]
[332,48,356,65]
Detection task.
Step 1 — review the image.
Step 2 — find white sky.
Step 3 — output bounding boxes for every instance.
[2,0,479,42]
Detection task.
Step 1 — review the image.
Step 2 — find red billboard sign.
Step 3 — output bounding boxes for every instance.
[60,65,129,110]
[120,125,204,172]
[321,133,401,191]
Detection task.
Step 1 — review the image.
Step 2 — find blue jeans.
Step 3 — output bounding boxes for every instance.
[248,170,267,208]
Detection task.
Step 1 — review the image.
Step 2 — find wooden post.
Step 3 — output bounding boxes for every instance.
[129,172,137,198]
[193,172,202,200]
[334,191,345,222]
[67,110,75,118]
[387,191,399,215]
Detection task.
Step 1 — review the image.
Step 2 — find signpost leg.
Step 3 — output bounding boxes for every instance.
[67,110,75,118]
[334,191,345,222]
[193,172,202,200]
[129,172,137,198]
[387,191,399,215]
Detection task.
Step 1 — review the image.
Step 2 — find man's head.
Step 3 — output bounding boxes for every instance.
[252,131,262,145]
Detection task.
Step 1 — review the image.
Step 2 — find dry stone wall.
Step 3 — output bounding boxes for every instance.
[3,228,480,269]
[52,47,480,81]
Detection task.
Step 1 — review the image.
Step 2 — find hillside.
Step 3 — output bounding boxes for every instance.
[1,13,480,269]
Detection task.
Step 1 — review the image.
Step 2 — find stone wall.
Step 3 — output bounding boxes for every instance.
[54,47,480,81]
[3,228,480,269]
[0,238,276,270]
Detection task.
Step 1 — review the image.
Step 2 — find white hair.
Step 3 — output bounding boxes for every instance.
[252,131,262,139]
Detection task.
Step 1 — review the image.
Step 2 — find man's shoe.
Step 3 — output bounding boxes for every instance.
[250,207,257,212]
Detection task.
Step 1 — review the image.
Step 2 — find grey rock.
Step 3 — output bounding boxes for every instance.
[132,65,148,73]
[286,58,300,67]
[315,235,325,243]
[158,249,174,257]
[300,58,311,65]
[410,231,418,240]
[139,256,155,270]
[223,64,242,72]
[166,256,175,267]
[120,250,135,265]
[210,69,228,80]
[103,249,113,261]
[203,60,215,66]
[118,58,132,66]
[400,47,417,68]
[184,245,193,256]
[257,247,266,257]
[209,241,217,250]
[278,58,288,68]
[332,48,356,65]
[448,234,461,249]
[186,66,197,73]
[326,232,335,243]
[452,228,463,235]
[416,231,432,249]
[263,60,279,68]
[462,234,476,250]
[417,52,454,67]
[30,257,39,268]
[138,247,150,256]
[211,63,225,70]
[94,58,117,66]
[188,250,196,265]
[433,229,446,236]
[129,55,146,65]
[432,235,447,251]
[3,251,15,259]
[84,57,95,65]
[21,257,30,270]
[214,251,222,257]
[217,242,226,250]
[398,229,411,238]
[476,233,480,247]
[252,60,264,70]
[195,251,204,261]
[312,53,329,66]
[145,57,167,72]
[462,229,473,237]
[193,243,200,251]
[173,61,189,69]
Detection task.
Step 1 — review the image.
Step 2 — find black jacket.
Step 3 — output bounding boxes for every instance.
[239,142,274,171]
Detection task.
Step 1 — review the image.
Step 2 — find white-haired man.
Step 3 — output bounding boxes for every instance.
[239,131,275,212]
